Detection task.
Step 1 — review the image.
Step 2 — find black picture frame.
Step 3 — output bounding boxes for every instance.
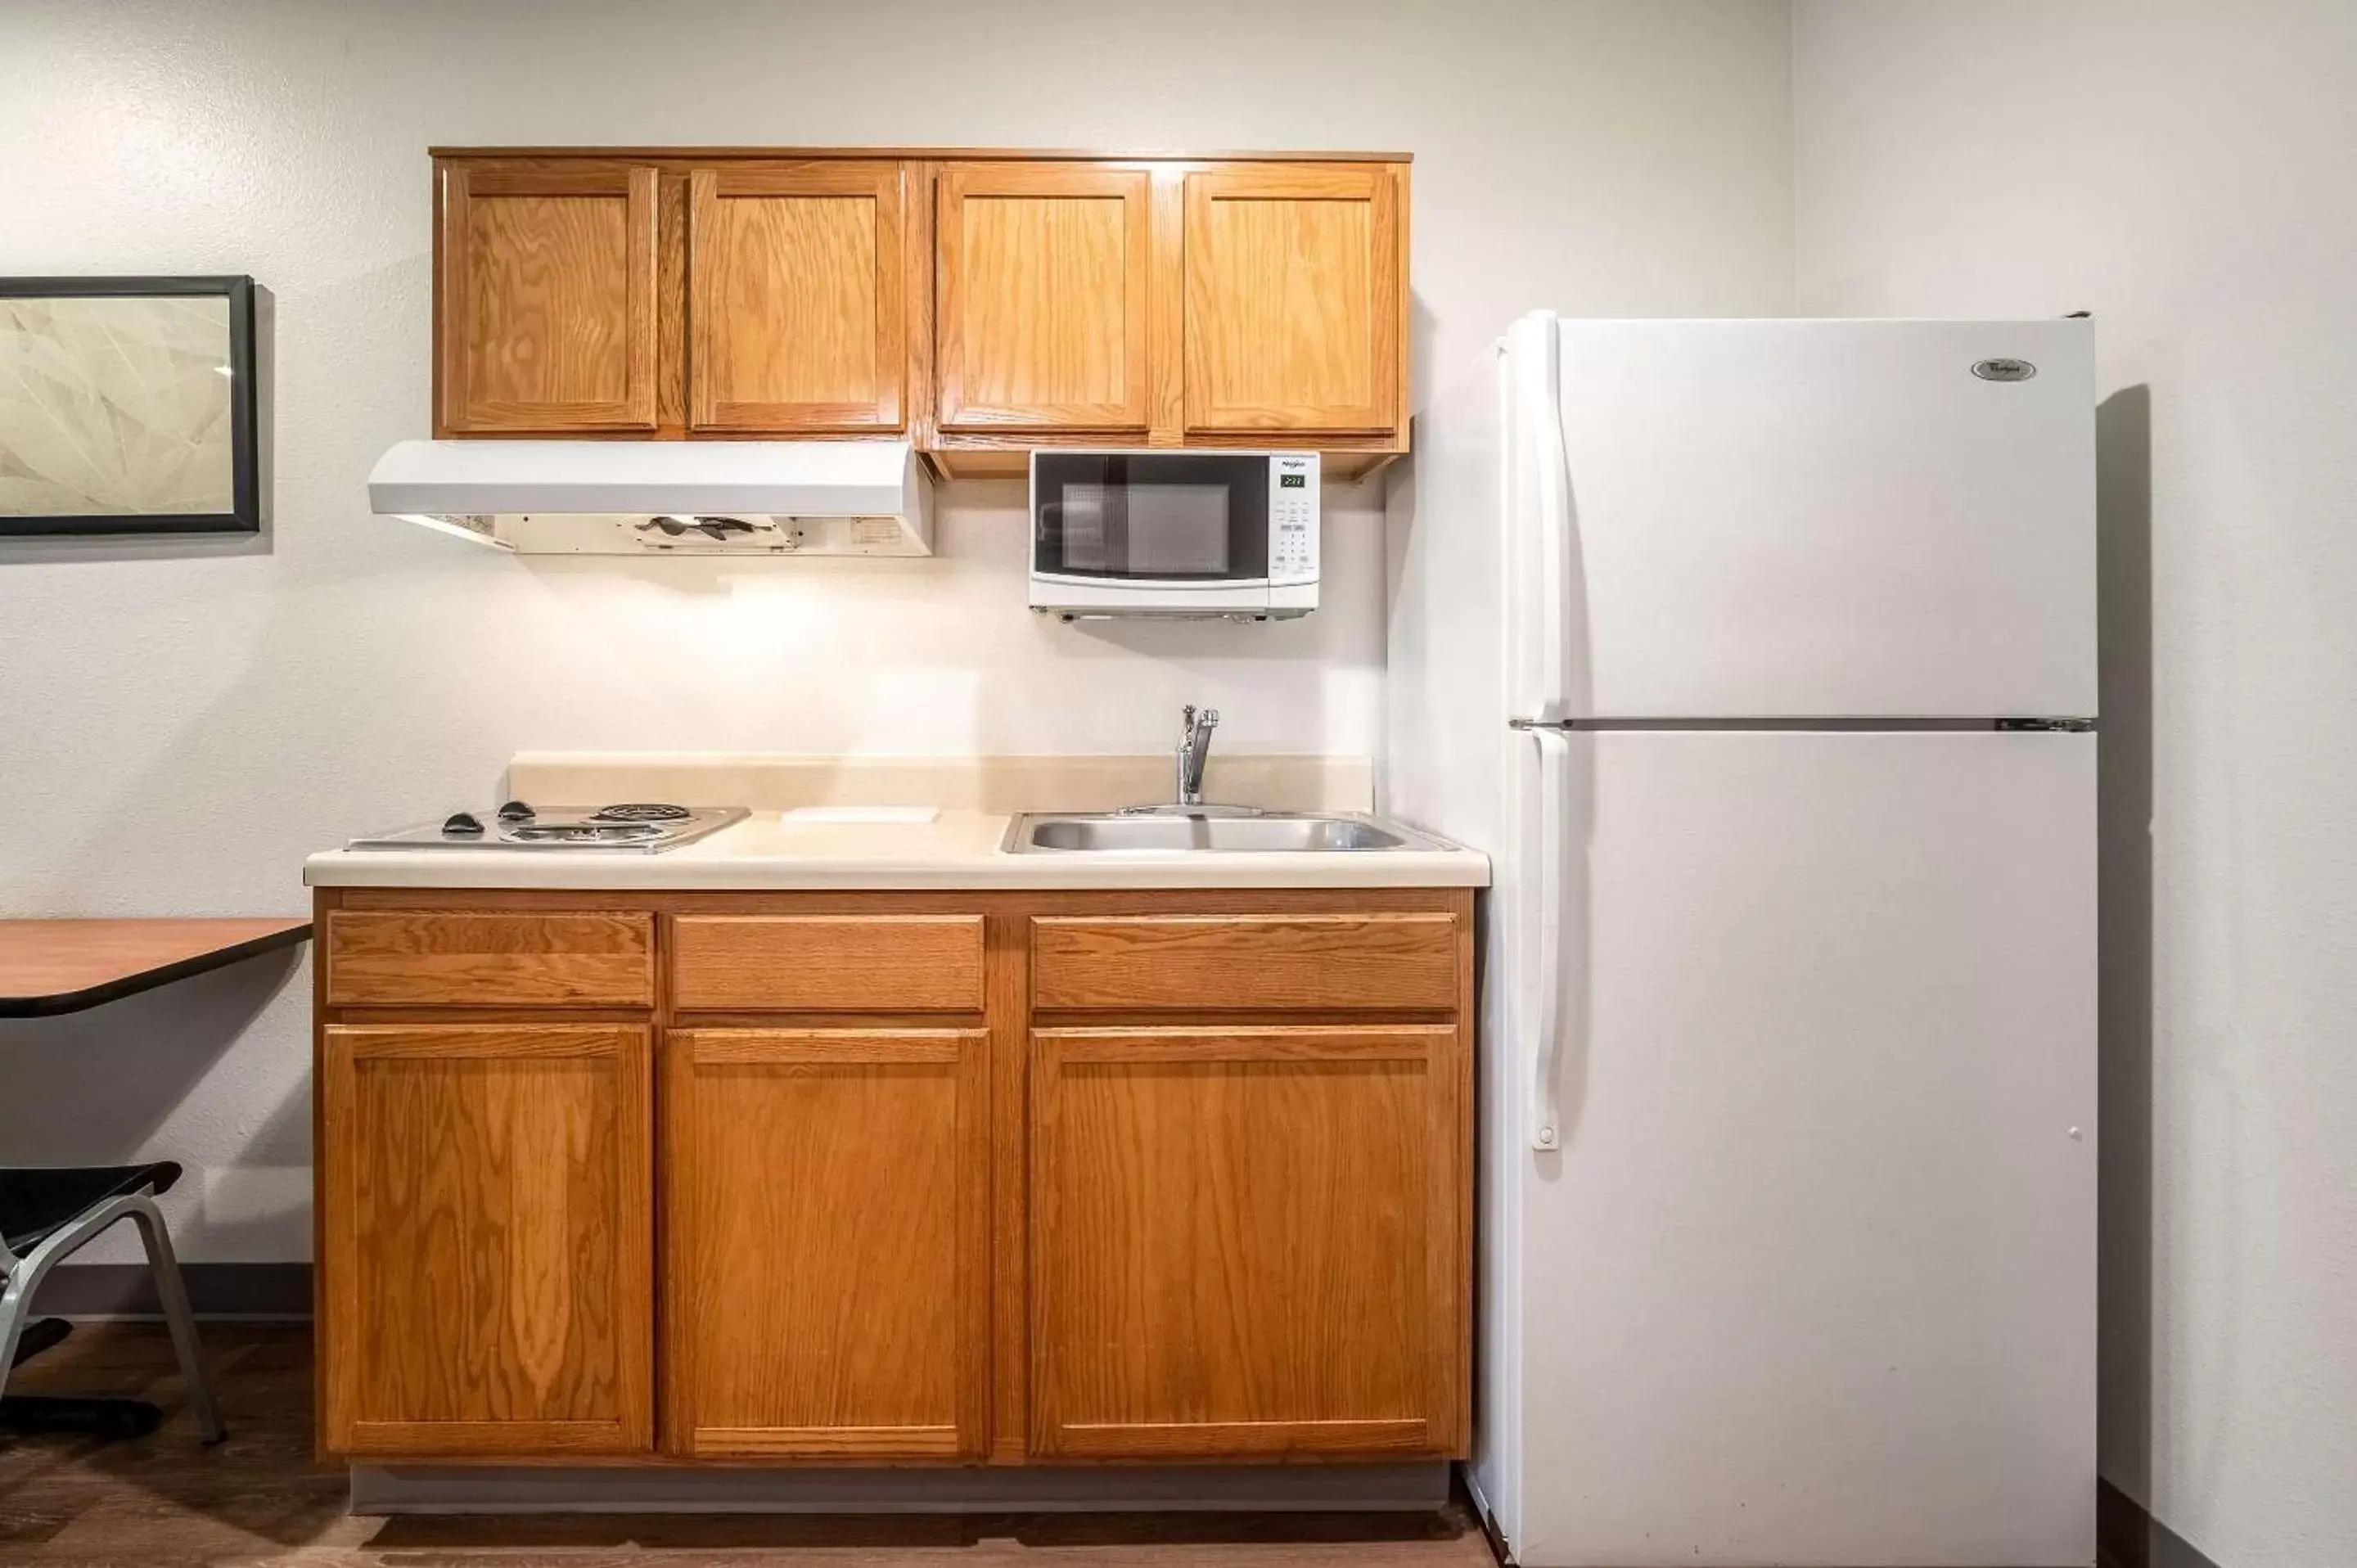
[0,274,260,536]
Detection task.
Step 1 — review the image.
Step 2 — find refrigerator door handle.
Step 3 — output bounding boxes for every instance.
[1506,313,1575,725]
[1530,725,1571,1150]
[1533,325,1575,725]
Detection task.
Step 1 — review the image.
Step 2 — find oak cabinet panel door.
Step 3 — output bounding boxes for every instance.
[936,163,1153,432]
[1183,164,1400,435]
[687,161,907,433]
[318,1025,654,1457]
[1029,1025,1465,1460]
[438,161,660,434]
[663,1029,990,1459]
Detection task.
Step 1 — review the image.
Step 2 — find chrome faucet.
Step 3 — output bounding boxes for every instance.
[1175,705,1219,806]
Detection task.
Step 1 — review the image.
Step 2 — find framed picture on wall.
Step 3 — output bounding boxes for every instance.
[0,275,260,536]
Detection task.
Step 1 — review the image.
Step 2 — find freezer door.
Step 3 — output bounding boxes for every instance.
[1513,729,2096,1568]
[1550,318,2096,719]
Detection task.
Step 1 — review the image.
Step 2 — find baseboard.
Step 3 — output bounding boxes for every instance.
[2100,1478,2224,1568]
[31,1262,311,1320]
[351,1461,1453,1516]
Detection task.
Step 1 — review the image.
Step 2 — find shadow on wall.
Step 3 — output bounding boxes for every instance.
[1381,291,1440,630]
[2096,385,2155,1511]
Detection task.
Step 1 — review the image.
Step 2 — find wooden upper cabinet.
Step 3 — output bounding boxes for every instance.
[935,162,1154,433]
[317,1023,653,1458]
[687,161,909,433]
[1183,164,1404,436]
[437,160,660,435]
[663,1028,989,1460]
[430,149,1409,462]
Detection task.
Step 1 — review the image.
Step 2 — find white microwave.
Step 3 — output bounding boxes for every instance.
[1028,450,1318,620]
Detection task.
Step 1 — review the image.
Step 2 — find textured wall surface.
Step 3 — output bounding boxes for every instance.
[1795,5,2357,1565]
[0,0,1795,1258]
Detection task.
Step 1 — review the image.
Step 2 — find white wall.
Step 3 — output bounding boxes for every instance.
[1794,5,2357,1565]
[0,0,1794,1258]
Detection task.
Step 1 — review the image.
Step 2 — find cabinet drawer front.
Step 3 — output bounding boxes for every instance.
[325,912,653,1007]
[1030,913,1457,1012]
[669,915,985,1012]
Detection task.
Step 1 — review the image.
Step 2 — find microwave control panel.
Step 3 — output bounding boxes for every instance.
[1269,452,1321,583]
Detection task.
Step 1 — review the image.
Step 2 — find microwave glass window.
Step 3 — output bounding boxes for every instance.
[1034,453,1270,581]
[1101,482,1228,574]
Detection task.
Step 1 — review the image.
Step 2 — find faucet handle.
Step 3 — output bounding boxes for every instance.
[1200,709,1219,728]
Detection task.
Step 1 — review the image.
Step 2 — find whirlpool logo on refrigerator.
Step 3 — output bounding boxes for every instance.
[1972,357,2039,381]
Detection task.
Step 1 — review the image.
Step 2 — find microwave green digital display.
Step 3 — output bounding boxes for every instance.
[1280,473,1307,489]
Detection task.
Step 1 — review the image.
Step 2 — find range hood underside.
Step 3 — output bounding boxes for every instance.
[403,511,932,556]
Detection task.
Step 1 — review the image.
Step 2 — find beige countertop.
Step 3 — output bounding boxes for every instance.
[303,810,1490,891]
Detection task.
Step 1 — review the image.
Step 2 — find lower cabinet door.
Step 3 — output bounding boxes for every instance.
[1030,1025,1466,1459]
[318,1024,654,1457]
[662,1028,990,1459]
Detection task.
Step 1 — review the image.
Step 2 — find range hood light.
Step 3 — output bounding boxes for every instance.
[396,512,512,550]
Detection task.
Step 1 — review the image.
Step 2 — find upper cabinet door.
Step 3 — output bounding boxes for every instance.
[935,163,1154,433]
[438,161,660,435]
[687,161,907,434]
[1183,164,1402,436]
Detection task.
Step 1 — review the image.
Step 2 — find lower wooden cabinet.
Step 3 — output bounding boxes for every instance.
[1027,1026,1464,1459]
[661,1028,990,1459]
[316,1023,653,1456]
[313,891,1470,1467]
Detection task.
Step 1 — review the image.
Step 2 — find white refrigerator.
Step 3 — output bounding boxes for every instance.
[1385,315,2098,1567]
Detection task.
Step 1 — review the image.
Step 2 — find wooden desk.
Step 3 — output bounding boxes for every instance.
[2,917,311,1441]
[0,918,313,1019]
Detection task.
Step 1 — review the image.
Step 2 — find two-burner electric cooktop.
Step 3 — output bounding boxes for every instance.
[345,800,748,854]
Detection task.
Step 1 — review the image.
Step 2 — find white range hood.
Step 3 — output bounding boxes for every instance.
[367,439,933,556]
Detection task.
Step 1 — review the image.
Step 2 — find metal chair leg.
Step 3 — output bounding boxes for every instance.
[0,1263,31,1402]
[124,1194,225,1444]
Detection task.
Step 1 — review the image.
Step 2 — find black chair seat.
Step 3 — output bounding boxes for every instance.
[0,1163,181,1255]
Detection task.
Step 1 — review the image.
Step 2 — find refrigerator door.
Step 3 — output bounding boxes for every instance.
[1535,317,2096,720]
[1512,728,2096,1568]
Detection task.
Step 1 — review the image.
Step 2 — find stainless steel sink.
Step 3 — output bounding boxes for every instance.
[1003,811,1449,854]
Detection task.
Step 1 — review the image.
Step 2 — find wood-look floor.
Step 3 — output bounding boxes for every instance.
[0,1324,1498,1566]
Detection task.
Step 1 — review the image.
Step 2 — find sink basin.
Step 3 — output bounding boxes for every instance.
[1003,811,1445,854]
